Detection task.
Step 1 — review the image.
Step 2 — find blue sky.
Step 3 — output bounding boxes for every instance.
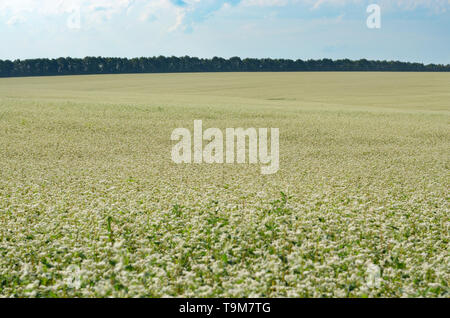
[1,0,449,64]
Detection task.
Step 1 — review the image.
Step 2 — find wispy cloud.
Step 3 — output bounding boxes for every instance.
[6,15,26,25]
[0,0,449,30]
[0,0,449,64]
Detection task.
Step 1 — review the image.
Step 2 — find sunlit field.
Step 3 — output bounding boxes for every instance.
[0,72,448,297]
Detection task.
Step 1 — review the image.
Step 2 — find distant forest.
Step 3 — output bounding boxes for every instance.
[1,56,449,77]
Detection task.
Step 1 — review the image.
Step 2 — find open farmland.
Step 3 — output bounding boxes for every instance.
[0,72,448,297]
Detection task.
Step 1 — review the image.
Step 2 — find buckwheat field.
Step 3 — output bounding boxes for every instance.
[0,72,448,297]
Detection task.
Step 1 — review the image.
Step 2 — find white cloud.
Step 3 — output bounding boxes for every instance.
[1,0,449,14]
[0,0,448,31]
[138,0,172,22]
[0,0,133,17]
[168,8,186,31]
[6,15,26,25]
[242,0,289,6]
[241,0,450,11]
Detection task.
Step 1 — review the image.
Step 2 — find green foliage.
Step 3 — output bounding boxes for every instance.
[1,56,449,78]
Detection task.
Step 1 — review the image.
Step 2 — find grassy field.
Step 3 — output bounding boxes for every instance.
[0,72,448,297]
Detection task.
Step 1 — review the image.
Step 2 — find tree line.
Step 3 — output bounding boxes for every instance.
[0,56,449,77]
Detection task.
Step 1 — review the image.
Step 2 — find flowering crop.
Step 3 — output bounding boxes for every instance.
[0,73,448,297]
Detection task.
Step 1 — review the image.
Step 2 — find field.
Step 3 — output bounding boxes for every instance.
[0,72,448,297]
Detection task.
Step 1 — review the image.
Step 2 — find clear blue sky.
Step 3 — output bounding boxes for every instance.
[1,0,449,64]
